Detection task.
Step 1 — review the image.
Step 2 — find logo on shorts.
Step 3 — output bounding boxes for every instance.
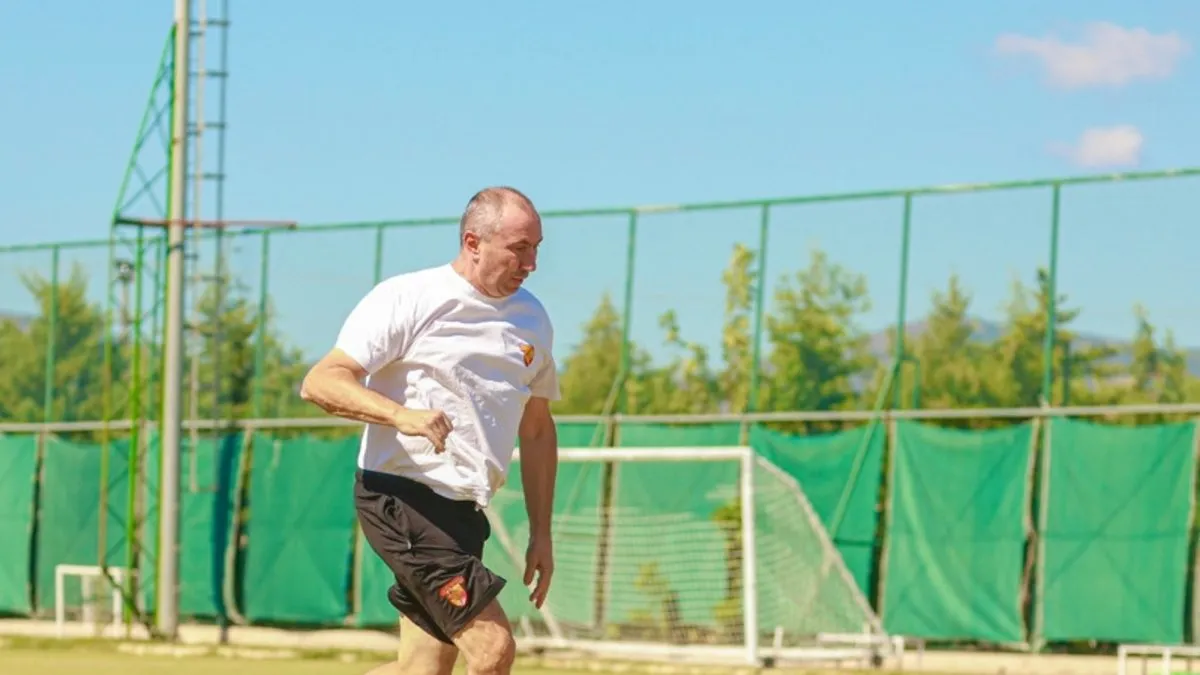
[438,575,468,608]
[519,343,535,367]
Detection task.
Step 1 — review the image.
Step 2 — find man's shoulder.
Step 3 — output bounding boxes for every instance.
[512,285,548,311]
[366,265,456,306]
[351,266,452,326]
[510,287,554,332]
[377,264,449,290]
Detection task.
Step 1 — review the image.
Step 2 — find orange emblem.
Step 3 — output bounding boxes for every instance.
[519,343,535,367]
[438,576,468,608]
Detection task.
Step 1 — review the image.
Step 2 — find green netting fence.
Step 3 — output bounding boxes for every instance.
[879,420,1036,643]
[34,435,130,614]
[139,432,245,619]
[241,432,357,624]
[750,424,884,597]
[0,435,38,614]
[1036,418,1197,645]
[1,418,1198,646]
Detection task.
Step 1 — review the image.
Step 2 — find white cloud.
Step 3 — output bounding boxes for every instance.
[1051,125,1144,167]
[995,22,1190,89]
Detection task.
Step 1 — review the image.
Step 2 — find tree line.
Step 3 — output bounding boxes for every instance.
[1,244,1195,432]
[553,244,1197,430]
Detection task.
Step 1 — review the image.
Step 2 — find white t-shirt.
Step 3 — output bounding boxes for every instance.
[334,263,559,507]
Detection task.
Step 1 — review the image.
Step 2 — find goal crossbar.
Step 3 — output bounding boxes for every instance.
[515,446,752,463]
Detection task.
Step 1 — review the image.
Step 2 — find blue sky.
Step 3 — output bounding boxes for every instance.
[2,1,1198,364]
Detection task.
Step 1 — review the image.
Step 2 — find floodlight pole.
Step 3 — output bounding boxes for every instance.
[158,0,191,640]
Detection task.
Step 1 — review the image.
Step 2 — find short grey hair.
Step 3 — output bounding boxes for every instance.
[459,186,537,244]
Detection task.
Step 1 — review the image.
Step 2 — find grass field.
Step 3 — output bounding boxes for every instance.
[0,634,1139,675]
[0,638,898,675]
[1,649,378,675]
[0,648,894,675]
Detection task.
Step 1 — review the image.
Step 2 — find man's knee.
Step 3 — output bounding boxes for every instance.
[466,634,515,675]
[464,636,515,675]
[397,645,459,675]
[397,616,459,675]
[454,601,517,675]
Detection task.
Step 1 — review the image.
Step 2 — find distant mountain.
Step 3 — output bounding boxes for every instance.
[0,310,32,330]
[868,317,1200,377]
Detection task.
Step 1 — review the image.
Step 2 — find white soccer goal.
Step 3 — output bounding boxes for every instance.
[490,445,893,667]
[54,564,135,638]
[1118,643,1200,675]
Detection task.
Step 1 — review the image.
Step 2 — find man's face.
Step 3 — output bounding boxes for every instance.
[468,206,543,297]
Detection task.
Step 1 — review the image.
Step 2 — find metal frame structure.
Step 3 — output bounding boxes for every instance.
[6,165,1199,441]
[4,401,1199,437]
[5,400,1198,658]
[74,0,294,639]
[4,174,1199,641]
[0,0,1198,645]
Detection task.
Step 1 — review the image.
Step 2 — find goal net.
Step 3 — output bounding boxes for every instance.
[483,446,887,666]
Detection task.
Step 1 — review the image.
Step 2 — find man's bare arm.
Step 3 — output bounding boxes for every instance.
[300,348,405,425]
[518,396,557,607]
[300,348,451,449]
[518,396,558,539]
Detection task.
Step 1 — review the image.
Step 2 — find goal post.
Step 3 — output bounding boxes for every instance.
[489,445,890,667]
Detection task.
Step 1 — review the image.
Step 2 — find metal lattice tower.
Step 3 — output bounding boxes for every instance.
[184,0,231,447]
[102,20,175,638]
[104,0,294,639]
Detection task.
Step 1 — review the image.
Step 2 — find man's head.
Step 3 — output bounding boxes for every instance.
[455,186,543,298]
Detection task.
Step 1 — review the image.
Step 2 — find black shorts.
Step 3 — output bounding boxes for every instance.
[354,469,507,644]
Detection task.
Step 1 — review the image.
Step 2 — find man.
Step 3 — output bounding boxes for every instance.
[300,186,559,675]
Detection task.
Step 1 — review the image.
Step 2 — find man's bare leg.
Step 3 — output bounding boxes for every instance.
[452,600,517,675]
[364,616,460,675]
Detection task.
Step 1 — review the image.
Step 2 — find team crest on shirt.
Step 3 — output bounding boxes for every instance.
[438,575,468,608]
[519,343,535,367]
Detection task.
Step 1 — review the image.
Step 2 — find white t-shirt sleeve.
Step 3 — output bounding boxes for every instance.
[334,280,413,375]
[530,352,560,401]
[530,321,561,401]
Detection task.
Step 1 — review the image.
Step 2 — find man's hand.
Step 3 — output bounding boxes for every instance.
[394,409,453,452]
[524,536,554,609]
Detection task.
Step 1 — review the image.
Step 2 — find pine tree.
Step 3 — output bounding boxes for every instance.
[990,268,1120,408]
[554,293,633,415]
[0,263,132,426]
[719,243,757,413]
[759,247,875,432]
[905,274,1003,421]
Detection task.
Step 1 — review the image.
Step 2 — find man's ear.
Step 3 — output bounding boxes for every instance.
[463,231,480,254]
